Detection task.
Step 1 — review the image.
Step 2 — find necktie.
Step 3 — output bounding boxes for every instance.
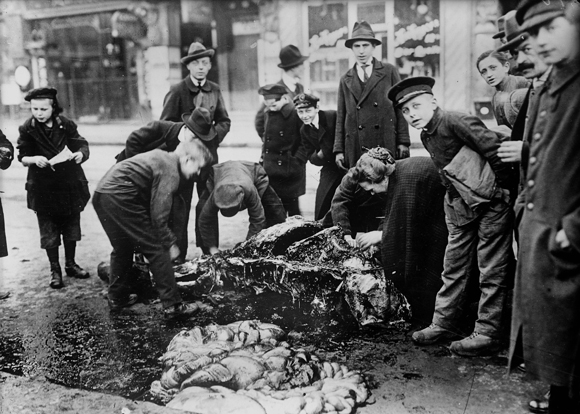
[361,64,369,82]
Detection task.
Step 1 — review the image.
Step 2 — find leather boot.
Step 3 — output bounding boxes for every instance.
[49,262,64,289]
[65,261,90,279]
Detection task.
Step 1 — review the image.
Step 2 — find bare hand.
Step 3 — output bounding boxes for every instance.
[396,145,410,159]
[498,141,523,163]
[316,149,324,160]
[169,244,180,261]
[356,231,382,250]
[344,235,357,248]
[34,156,50,168]
[335,153,348,171]
[209,246,221,256]
[71,152,84,164]
[555,229,571,249]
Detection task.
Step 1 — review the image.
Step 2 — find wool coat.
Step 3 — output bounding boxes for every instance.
[509,60,580,393]
[256,102,306,199]
[297,110,344,220]
[255,79,304,139]
[17,116,90,216]
[334,59,410,168]
[0,130,13,258]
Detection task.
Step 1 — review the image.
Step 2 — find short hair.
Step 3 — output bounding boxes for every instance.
[476,50,510,71]
[176,139,213,166]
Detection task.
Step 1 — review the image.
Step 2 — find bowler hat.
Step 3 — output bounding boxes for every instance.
[181,42,215,65]
[345,21,382,48]
[516,0,567,32]
[25,87,57,102]
[388,76,436,107]
[497,11,528,52]
[181,107,217,142]
[258,84,287,100]
[278,45,309,69]
[293,93,319,109]
[214,184,244,214]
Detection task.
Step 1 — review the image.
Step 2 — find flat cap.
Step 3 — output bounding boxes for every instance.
[214,184,244,213]
[25,87,57,102]
[293,93,319,109]
[388,76,436,107]
[258,84,287,100]
[516,0,567,32]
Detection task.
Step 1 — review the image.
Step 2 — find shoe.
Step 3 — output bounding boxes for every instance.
[164,302,200,319]
[65,262,90,279]
[528,392,549,414]
[412,324,456,345]
[49,262,64,289]
[0,291,10,300]
[108,294,138,312]
[449,332,501,357]
[517,362,526,373]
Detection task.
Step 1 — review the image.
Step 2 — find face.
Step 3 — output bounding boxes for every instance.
[179,126,196,142]
[529,16,578,66]
[30,98,54,123]
[179,156,202,180]
[296,106,318,124]
[478,56,510,87]
[351,41,375,65]
[287,63,304,80]
[359,176,389,195]
[264,96,286,112]
[400,94,437,130]
[511,38,549,79]
[187,57,212,81]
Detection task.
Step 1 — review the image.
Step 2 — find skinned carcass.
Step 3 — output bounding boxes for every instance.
[175,217,411,326]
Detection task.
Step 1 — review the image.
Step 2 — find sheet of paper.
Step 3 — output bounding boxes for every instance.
[49,146,73,167]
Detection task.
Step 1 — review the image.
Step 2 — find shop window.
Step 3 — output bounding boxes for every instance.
[357,3,386,25]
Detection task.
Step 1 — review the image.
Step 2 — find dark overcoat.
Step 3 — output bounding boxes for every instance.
[115,121,183,162]
[297,110,344,220]
[17,116,90,216]
[334,59,410,168]
[254,79,304,138]
[0,129,13,257]
[509,60,580,393]
[258,102,305,199]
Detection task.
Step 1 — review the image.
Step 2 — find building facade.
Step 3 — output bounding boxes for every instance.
[0,0,502,123]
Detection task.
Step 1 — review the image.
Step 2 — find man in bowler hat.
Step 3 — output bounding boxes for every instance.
[334,21,410,172]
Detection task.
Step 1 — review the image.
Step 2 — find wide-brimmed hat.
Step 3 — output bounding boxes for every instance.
[345,21,382,48]
[516,0,567,32]
[497,11,528,53]
[181,107,216,142]
[25,87,57,101]
[181,42,215,65]
[278,45,309,69]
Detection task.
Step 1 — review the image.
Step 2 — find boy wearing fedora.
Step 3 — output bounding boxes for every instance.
[334,21,410,172]
[94,139,213,317]
[388,77,516,357]
[255,84,306,217]
[116,107,217,262]
[197,160,286,255]
[255,44,309,137]
[293,93,344,220]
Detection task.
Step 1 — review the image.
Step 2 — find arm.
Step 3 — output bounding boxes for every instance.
[333,82,346,155]
[0,129,14,170]
[331,174,357,236]
[63,119,89,164]
[390,68,411,149]
[245,187,267,239]
[197,190,220,251]
[213,90,231,144]
[254,104,266,140]
[125,122,167,159]
[160,88,182,122]
[149,165,179,249]
[17,125,49,168]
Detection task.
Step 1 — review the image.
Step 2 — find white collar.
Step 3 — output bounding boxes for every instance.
[356,59,373,81]
[311,113,320,130]
[190,75,206,87]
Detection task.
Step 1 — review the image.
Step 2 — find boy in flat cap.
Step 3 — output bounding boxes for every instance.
[255,84,306,217]
[94,140,212,317]
[507,1,580,411]
[197,160,286,254]
[293,93,344,220]
[17,87,91,289]
[388,77,516,357]
[334,21,410,173]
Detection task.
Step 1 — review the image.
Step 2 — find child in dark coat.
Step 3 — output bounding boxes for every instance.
[17,87,91,289]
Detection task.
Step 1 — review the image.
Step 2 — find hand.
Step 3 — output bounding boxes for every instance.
[356,231,382,250]
[335,153,348,171]
[498,141,523,163]
[33,156,50,168]
[316,149,324,160]
[169,244,180,261]
[209,246,221,256]
[555,229,571,249]
[71,151,84,164]
[396,145,410,159]
[344,234,357,248]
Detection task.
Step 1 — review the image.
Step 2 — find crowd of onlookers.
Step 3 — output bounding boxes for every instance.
[0,0,578,411]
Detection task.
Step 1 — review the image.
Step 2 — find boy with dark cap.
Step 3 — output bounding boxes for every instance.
[388,76,516,357]
[334,21,410,172]
[93,140,212,317]
[197,160,286,255]
[293,93,344,220]
[255,84,306,217]
[507,1,580,412]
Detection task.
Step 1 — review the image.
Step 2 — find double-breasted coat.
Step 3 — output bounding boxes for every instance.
[17,116,90,216]
[296,110,345,220]
[0,130,13,257]
[256,102,306,199]
[509,60,580,393]
[334,58,410,168]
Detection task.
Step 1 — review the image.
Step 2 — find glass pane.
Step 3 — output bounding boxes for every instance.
[357,3,386,25]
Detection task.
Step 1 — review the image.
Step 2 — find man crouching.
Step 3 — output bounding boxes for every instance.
[93,140,212,318]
